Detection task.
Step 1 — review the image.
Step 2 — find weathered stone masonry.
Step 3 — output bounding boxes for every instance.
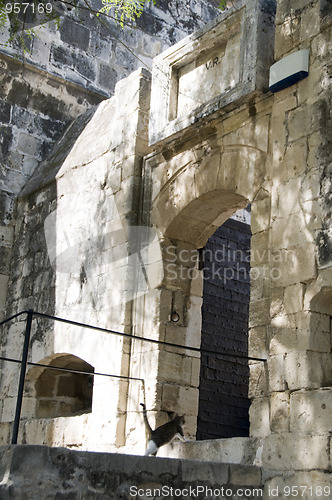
[0,0,331,494]
[0,0,221,320]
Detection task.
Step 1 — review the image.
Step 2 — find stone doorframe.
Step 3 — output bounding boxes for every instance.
[124,0,277,446]
[126,102,272,441]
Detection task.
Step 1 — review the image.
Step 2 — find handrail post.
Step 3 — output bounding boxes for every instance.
[11,309,33,445]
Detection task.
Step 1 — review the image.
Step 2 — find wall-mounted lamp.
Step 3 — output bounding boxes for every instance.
[269,49,309,93]
[170,311,180,323]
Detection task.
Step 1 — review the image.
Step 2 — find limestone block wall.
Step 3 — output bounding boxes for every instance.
[137,103,273,444]
[0,68,153,452]
[130,0,331,477]
[0,0,221,320]
[0,445,267,500]
[248,0,332,475]
[134,0,276,444]
[0,54,104,320]
[0,0,221,96]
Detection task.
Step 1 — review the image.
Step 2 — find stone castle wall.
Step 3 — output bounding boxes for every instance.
[0,0,220,320]
[0,67,153,453]
[0,0,331,489]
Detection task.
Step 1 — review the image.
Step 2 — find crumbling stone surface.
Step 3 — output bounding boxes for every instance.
[0,445,263,500]
[0,445,330,500]
[0,0,221,321]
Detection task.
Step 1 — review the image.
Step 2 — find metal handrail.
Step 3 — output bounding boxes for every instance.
[0,309,267,444]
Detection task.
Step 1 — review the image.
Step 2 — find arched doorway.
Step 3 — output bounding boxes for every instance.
[197,208,251,439]
[129,121,270,442]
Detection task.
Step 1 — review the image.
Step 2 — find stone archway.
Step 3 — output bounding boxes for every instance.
[127,128,271,440]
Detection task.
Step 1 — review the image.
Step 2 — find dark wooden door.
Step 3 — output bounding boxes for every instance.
[196,217,251,440]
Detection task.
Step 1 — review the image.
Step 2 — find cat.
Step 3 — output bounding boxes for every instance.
[140,403,189,456]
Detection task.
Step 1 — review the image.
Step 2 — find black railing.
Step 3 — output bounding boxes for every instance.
[0,309,266,445]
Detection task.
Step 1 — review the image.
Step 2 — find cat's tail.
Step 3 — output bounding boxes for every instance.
[140,403,152,436]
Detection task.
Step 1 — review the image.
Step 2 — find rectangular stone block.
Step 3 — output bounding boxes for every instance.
[262,433,330,470]
[269,325,298,356]
[270,111,287,155]
[300,3,321,42]
[251,231,270,264]
[275,0,315,24]
[270,391,290,433]
[284,351,332,390]
[272,178,302,219]
[249,361,268,399]
[229,463,262,486]
[268,355,286,392]
[248,326,268,360]
[251,196,271,234]
[249,298,270,328]
[312,314,331,353]
[165,323,188,348]
[182,460,229,484]
[0,423,10,445]
[272,213,308,249]
[160,436,263,465]
[288,104,321,143]
[189,267,203,297]
[1,397,16,423]
[290,388,332,434]
[270,285,285,318]
[280,138,308,181]
[249,268,265,301]
[284,283,305,314]
[190,357,200,388]
[161,383,199,417]
[271,245,317,286]
[17,132,42,158]
[249,397,270,437]
[186,295,202,352]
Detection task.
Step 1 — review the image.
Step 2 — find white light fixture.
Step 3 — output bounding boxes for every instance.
[269,49,309,93]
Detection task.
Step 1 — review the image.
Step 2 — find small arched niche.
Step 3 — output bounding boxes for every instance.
[32,354,94,418]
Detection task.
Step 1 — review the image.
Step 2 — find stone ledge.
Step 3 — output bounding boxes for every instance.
[0,445,263,499]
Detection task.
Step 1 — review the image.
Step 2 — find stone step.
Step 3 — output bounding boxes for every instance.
[159,436,264,466]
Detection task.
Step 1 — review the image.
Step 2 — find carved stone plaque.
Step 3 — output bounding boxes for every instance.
[176,35,241,118]
[149,0,276,145]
